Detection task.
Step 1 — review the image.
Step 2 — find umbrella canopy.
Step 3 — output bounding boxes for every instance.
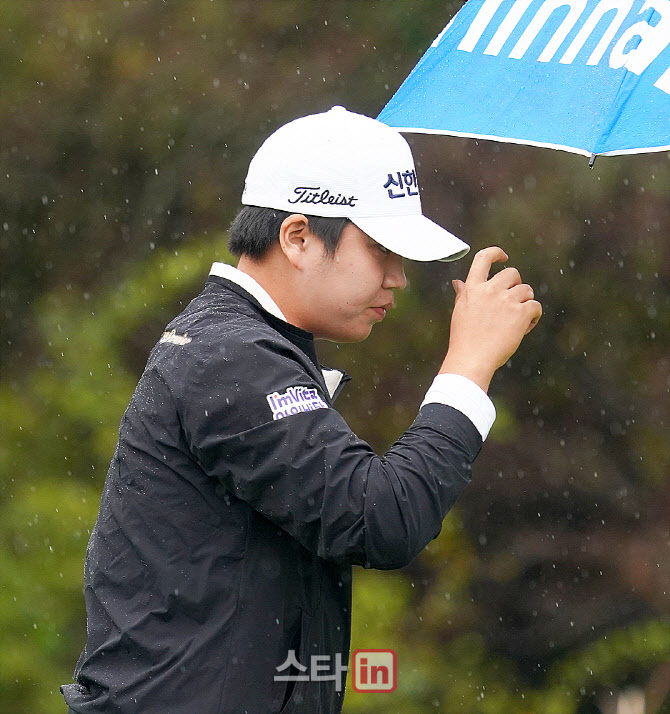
[378,0,670,159]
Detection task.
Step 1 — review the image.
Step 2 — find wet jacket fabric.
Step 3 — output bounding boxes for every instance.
[61,275,484,714]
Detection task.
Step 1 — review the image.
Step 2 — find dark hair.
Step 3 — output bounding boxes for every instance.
[228,206,351,260]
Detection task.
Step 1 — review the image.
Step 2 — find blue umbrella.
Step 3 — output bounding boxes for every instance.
[378,0,670,164]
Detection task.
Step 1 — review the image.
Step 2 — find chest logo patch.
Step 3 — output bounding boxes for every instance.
[159,330,192,345]
[266,386,328,420]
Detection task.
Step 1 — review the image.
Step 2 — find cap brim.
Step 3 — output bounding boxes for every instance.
[350,214,470,262]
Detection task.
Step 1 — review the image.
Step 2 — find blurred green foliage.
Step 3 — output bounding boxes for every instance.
[1,2,669,713]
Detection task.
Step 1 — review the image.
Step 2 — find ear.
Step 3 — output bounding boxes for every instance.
[278,214,312,270]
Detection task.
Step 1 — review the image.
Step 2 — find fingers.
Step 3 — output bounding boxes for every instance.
[507,282,534,301]
[508,281,540,333]
[465,249,533,299]
[459,245,541,335]
[524,300,543,334]
[465,246,508,284]
[490,266,522,289]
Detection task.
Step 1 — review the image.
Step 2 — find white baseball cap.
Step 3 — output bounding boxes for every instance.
[241,106,469,262]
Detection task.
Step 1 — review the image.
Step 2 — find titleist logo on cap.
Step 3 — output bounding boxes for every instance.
[288,186,357,207]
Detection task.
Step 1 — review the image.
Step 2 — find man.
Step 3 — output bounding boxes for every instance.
[62,106,541,713]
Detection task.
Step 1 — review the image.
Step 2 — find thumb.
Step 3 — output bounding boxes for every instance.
[452,279,465,298]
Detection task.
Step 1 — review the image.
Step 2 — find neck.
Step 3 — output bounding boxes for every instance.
[236,252,303,329]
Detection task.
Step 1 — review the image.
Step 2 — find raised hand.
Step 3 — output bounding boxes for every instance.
[439,246,542,392]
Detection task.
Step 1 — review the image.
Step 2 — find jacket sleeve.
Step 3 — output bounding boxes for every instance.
[177,331,483,570]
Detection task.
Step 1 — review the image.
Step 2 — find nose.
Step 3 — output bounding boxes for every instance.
[383,253,407,290]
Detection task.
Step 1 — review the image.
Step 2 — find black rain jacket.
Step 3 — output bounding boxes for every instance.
[61,276,483,714]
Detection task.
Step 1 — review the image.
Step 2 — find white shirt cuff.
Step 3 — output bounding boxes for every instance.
[420,373,496,440]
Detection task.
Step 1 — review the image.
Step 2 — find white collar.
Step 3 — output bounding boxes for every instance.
[208,262,345,398]
[209,262,287,322]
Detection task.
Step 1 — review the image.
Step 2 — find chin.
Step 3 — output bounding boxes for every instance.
[318,325,374,343]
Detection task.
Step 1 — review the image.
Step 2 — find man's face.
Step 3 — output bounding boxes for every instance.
[294,223,407,342]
